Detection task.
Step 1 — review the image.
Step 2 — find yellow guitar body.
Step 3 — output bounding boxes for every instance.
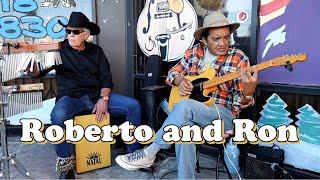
[168,68,217,112]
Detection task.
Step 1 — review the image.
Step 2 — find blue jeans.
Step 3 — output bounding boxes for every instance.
[154,99,235,179]
[51,93,141,158]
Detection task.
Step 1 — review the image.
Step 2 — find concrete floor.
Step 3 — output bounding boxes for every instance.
[4,134,236,179]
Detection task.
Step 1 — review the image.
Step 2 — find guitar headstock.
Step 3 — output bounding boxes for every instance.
[271,53,307,66]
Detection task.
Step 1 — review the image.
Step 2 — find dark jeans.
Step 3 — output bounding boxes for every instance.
[50,93,141,158]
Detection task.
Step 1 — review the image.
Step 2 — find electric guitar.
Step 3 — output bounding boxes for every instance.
[137,0,197,61]
[168,53,307,112]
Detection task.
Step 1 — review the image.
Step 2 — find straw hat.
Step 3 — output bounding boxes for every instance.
[193,11,240,40]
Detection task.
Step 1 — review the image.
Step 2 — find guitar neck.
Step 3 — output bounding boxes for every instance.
[203,61,272,89]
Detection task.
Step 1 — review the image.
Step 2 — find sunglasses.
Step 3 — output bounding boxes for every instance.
[65,29,86,35]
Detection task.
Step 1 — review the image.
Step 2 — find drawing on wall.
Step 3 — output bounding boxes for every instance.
[259,102,320,173]
[137,0,198,61]
[260,0,290,59]
[41,0,77,8]
[260,0,290,26]
[257,93,293,128]
[258,0,319,86]
[262,24,286,58]
[295,104,320,145]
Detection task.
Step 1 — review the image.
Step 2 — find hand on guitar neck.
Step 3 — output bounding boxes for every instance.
[240,66,258,103]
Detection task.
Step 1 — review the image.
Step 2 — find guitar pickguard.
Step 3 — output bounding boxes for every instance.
[189,78,211,102]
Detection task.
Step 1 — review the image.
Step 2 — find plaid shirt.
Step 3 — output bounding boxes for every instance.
[166,42,254,116]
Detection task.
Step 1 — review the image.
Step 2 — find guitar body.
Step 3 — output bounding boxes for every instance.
[168,69,217,112]
[137,0,197,61]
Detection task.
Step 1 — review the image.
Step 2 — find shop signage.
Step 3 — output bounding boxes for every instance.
[0,0,68,39]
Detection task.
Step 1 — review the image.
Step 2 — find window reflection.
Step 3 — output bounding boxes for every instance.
[196,0,226,11]
[192,0,252,56]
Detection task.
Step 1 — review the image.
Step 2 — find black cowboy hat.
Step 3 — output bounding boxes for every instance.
[58,11,100,35]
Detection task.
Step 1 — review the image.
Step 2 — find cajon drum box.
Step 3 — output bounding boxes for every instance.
[74,114,111,173]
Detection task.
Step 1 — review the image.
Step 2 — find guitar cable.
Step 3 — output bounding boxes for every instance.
[213,103,242,180]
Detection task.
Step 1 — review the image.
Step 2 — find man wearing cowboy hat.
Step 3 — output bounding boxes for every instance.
[116,11,258,179]
[27,12,141,179]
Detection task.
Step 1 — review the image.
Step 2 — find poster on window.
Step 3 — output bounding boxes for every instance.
[257,0,319,86]
[0,0,95,43]
[137,0,198,62]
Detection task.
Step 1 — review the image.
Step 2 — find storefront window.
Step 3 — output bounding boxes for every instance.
[133,0,255,99]
[192,0,253,56]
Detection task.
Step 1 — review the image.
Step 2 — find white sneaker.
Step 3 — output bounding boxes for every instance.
[115,150,156,170]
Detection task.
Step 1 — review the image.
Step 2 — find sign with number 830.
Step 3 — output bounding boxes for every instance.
[0,0,68,39]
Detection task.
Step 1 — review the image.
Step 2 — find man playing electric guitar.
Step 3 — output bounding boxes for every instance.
[116,11,258,179]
